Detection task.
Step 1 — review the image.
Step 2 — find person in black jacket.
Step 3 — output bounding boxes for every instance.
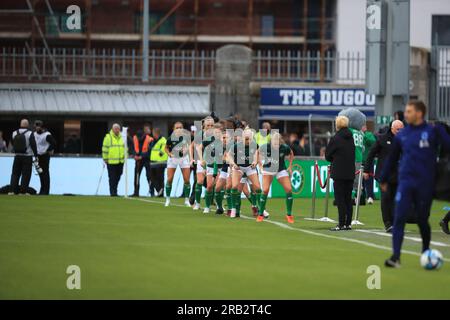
[325,116,355,231]
[9,119,38,195]
[364,120,404,232]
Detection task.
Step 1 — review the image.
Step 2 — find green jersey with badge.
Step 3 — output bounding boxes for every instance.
[231,142,258,167]
[260,143,291,173]
[349,128,364,163]
[166,134,189,158]
[202,133,216,168]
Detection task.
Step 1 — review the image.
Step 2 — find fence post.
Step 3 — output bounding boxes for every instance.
[311,160,317,219]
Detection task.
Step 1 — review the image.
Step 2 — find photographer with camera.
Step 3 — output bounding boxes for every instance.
[8,119,38,195]
[33,120,56,195]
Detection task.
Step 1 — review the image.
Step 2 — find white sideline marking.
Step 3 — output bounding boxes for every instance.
[127,197,450,262]
[356,229,450,248]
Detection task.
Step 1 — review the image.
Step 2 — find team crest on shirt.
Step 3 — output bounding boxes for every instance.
[419,131,430,148]
[291,163,304,195]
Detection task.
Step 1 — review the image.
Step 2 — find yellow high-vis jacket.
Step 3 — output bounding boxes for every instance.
[150,136,168,162]
[102,130,125,164]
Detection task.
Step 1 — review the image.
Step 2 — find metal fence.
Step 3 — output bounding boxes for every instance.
[432,46,450,121]
[0,47,365,84]
[252,50,365,84]
[0,47,216,82]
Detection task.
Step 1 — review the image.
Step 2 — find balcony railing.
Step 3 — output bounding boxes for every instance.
[0,47,365,84]
[0,48,216,83]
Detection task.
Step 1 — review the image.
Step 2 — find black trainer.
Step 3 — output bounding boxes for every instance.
[440,220,450,235]
[385,256,401,268]
[330,225,345,231]
[385,226,393,233]
[345,225,352,231]
[216,207,224,215]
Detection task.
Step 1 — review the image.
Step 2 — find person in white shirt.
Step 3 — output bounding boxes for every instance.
[34,120,56,195]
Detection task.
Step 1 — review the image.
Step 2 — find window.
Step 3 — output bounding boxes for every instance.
[261,15,274,36]
[45,14,84,35]
[135,12,175,35]
[432,15,450,46]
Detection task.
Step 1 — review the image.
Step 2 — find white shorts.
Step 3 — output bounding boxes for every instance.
[219,169,229,180]
[167,155,190,169]
[263,169,289,179]
[196,162,205,174]
[206,166,215,176]
[234,165,257,177]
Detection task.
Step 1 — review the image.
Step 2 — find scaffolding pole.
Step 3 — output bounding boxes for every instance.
[142,0,149,82]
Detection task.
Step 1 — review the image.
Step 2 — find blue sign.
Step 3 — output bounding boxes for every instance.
[260,87,376,120]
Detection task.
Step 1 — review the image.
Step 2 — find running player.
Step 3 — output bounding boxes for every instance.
[258,132,294,223]
[193,116,215,210]
[164,122,191,207]
[227,128,262,218]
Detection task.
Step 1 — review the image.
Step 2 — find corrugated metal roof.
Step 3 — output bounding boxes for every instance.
[0,83,210,116]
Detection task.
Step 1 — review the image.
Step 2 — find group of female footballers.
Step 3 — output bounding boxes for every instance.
[163,116,295,224]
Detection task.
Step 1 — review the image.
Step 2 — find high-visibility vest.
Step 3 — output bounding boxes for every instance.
[150,136,168,162]
[133,134,153,155]
[102,130,125,164]
[255,132,271,146]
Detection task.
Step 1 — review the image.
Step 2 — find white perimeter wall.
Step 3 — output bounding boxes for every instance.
[336,0,450,54]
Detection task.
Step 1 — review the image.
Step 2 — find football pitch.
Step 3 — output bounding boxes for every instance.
[0,195,449,299]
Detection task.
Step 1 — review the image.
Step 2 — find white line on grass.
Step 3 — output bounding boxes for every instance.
[355,229,450,248]
[127,197,450,262]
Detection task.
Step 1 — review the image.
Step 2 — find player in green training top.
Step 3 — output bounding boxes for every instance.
[197,123,223,214]
[226,128,262,219]
[258,132,295,223]
[192,116,215,210]
[165,122,191,207]
[213,126,232,215]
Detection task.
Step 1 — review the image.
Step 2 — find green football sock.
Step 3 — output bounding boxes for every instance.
[255,189,262,212]
[250,192,257,206]
[236,195,241,215]
[286,192,293,216]
[215,189,224,209]
[205,191,213,209]
[259,193,268,215]
[165,183,172,198]
[183,183,191,198]
[195,184,202,204]
[231,189,239,210]
[226,189,232,210]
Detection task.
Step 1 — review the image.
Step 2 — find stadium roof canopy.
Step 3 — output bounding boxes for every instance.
[0,84,210,117]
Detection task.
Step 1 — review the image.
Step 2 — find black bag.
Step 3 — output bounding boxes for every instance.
[12,129,28,154]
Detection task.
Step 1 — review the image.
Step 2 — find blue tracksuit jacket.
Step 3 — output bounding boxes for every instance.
[379,122,450,259]
[380,122,450,188]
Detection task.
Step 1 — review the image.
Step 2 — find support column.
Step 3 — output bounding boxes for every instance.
[85,0,92,52]
[366,0,410,129]
[214,45,255,126]
[142,0,149,82]
[247,0,254,48]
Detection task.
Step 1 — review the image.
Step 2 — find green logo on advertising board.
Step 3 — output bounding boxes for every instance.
[291,163,305,195]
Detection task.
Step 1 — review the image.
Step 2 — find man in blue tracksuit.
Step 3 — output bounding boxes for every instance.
[380,101,450,268]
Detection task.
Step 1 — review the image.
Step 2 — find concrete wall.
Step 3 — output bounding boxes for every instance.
[213,45,258,127]
[336,0,450,53]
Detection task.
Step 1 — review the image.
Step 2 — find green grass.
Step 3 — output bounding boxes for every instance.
[0,195,449,299]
